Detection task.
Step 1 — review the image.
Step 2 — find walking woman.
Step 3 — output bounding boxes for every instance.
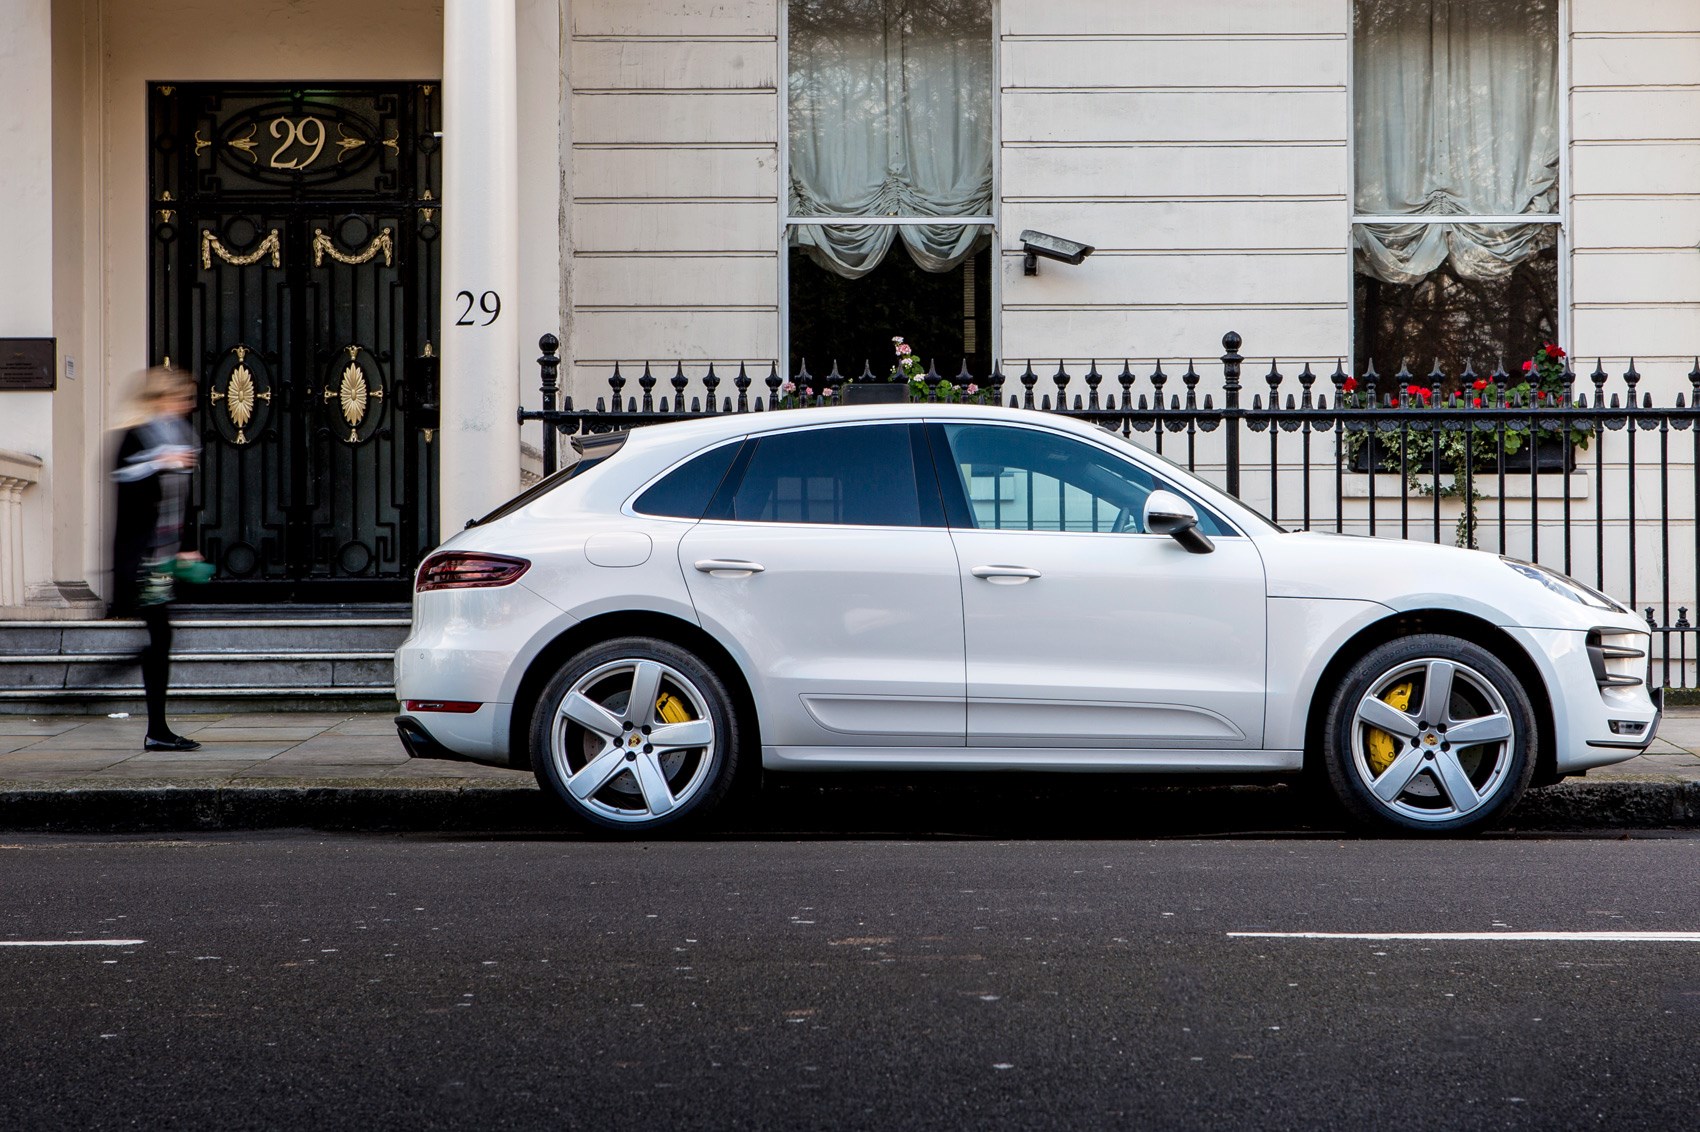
[111,365,205,751]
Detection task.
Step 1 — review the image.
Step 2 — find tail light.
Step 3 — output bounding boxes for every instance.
[416,552,530,592]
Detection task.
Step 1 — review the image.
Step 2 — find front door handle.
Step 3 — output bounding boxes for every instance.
[970,564,1042,584]
[694,558,765,579]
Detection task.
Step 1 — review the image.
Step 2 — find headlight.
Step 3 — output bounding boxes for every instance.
[1501,557,1627,614]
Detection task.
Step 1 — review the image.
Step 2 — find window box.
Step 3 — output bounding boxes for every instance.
[840,382,908,406]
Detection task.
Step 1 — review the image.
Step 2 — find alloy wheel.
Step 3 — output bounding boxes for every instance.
[1349,657,1517,825]
[548,657,717,824]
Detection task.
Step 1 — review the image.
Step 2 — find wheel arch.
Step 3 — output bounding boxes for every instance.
[1301,609,1557,784]
[507,610,762,780]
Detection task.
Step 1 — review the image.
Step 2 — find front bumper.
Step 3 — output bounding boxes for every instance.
[1512,626,1662,774]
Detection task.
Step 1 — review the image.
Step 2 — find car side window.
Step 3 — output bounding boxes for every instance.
[632,440,743,519]
[715,423,940,527]
[939,423,1230,535]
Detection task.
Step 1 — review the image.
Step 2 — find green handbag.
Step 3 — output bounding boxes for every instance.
[169,557,215,585]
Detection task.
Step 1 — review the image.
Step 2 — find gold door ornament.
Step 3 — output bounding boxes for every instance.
[312,227,393,268]
[207,345,273,445]
[201,228,281,270]
[209,347,272,445]
[324,345,385,443]
[334,123,368,163]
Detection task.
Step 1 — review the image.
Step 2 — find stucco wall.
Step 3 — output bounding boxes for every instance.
[1570,0,1700,396]
[997,0,1353,365]
[561,0,1353,393]
[565,0,782,399]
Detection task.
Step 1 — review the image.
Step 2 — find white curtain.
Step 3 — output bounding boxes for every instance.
[788,0,994,279]
[1354,0,1558,284]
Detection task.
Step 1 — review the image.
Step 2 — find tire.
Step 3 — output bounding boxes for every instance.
[1322,634,1537,835]
[530,636,740,835]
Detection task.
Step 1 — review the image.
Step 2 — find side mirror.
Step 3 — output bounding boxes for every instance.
[1143,490,1214,554]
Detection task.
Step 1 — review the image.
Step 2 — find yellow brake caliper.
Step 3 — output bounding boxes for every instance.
[655,692,692,726]
[1366,681,1414,775]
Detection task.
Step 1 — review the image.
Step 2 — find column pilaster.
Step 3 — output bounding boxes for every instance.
[439,0,523,533]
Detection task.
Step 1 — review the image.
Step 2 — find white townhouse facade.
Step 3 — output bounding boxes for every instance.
[1,0,1697,618]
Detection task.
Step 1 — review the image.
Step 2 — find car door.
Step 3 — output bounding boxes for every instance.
[931,421,1267,750]
[678,421,965,748]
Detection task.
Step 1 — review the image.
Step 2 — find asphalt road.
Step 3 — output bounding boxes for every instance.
[2,833,1698,1131]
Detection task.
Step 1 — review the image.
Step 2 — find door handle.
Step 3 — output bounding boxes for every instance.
[970,565,1041,584]
[694,559,765,579]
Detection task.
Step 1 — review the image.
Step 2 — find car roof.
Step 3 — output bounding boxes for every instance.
[608,402,1117,455]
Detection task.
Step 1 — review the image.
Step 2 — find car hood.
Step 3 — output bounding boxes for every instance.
[1256,530,1644,634]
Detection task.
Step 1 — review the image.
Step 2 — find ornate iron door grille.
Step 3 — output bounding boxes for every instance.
[148,82,441,602]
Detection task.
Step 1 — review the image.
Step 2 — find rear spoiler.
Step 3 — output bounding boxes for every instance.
[571,430,631,461]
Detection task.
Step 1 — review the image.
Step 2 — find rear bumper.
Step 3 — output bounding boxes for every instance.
[395,717,464,762]
[393,704,513,768]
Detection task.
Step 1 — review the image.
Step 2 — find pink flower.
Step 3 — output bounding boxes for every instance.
[781,380,796,394]
[897,344,912,356]
[823,387,836,397]
[965,384,979,395]
[803,386,814,397]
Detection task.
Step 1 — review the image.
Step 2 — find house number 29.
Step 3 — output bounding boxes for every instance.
[268,117,327,169]
[454,290,502,327]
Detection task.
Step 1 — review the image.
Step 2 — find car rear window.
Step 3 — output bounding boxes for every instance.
[710,423,940,527]
[632,440,743,519]
[465,432,630,528]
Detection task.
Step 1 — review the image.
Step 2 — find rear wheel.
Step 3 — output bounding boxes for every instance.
[531,636,739,834]
[1323,634,1536,834]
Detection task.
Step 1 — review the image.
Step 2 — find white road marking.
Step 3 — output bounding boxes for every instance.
[0,939,145,947]
[1229,931,1700,942]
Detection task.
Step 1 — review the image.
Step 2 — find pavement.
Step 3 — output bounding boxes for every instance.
[1,708,1698,834]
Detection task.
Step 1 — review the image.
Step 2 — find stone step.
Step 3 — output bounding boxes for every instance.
[0,653,395,689]
[0,618,410,656]
[0,606,412,714]
[0,687,399,715]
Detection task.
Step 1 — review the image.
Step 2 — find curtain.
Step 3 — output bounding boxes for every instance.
[1354,0,1558,284]
[788,0,994,279]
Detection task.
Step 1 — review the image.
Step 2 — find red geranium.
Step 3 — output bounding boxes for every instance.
[1343,376,1358,392]
[1472,378,1488,391]
[1472,397,1483,408]
[1522,360,1535,372]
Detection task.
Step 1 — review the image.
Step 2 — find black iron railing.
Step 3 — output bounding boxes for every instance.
[520,332,1700,691]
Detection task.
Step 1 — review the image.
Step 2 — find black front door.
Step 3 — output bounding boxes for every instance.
[148,82,441,602]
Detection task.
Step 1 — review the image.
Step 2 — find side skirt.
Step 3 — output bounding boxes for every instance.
[763,746,1304,774]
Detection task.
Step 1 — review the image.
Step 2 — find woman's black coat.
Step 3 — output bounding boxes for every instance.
[110,426,164,617]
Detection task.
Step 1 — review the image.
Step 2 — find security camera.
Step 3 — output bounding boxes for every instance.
[1020,230,1094,275]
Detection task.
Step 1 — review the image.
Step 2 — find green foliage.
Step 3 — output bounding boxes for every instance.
[1339,343,1591,547]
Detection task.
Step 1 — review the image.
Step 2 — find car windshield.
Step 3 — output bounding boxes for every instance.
[1096,425,1286,533]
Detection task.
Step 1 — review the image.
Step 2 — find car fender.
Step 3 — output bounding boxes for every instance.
[1264,596,1396,751]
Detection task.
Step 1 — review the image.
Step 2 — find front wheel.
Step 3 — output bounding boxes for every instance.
[531,637,740,834]
[1322,634,1537,834]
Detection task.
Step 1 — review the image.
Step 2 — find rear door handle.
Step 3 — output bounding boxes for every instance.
[694,558,765,579]
[970,565,1042,584]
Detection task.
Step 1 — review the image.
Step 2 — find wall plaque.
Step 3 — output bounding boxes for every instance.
[0,339,56,391]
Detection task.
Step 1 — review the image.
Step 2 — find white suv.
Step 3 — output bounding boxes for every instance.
[394,405,1660,835]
